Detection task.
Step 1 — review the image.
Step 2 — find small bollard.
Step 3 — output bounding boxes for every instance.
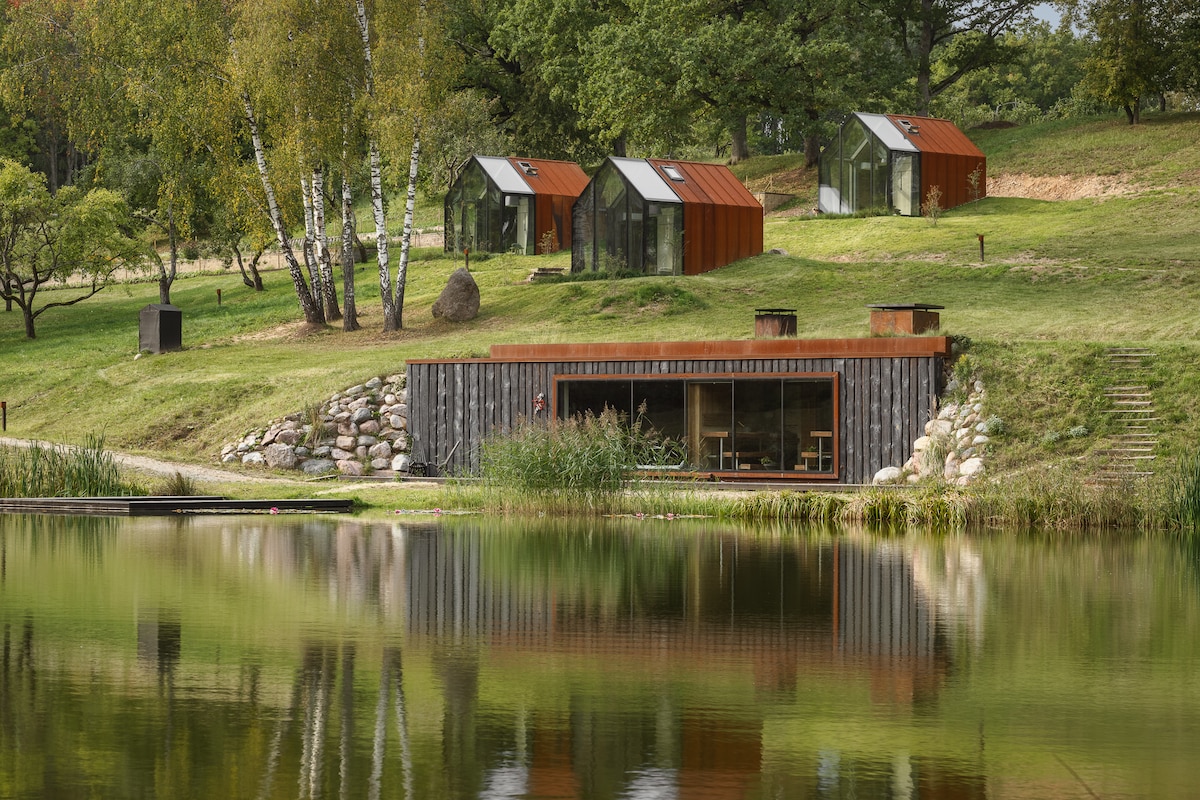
[217,288,222,305]
[2,400,6,432]
[464,247,470,271]
[977,233,985,262]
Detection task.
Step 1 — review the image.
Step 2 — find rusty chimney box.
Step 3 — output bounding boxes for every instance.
[867,303,943,336]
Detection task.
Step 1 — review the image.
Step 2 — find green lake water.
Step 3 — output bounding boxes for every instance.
[2,513,1199,799]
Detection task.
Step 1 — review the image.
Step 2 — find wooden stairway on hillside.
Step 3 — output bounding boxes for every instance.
[1097,348,1157,482]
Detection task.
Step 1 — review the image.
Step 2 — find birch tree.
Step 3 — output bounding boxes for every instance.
[353,0,398,331]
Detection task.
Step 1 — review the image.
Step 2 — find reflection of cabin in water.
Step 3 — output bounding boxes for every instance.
[571,157,764,276]
[406,336,951,483]
[444,156,589,255]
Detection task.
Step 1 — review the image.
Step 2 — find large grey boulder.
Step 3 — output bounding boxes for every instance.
[432,268,481,322]
[264,443,298,470]
[301,458,337,476]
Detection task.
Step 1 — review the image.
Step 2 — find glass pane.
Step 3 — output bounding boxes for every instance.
[557,380,633,420]
[686,381,733,471]
[892,154,915,216]
[732,380,783,470]
[628,192,645,273]
[840,119,867,212]
[632,380,687,467]
[783,379,835,473]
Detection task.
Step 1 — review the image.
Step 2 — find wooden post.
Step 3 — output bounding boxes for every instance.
[217,288,222,305]
[2,401,6,431]
[464,247,470,272]
[978,233,985,262]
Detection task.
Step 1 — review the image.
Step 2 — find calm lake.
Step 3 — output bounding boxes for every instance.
[2,513,1199,799]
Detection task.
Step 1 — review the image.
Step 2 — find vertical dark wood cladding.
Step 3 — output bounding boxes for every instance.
[407,356,943,482]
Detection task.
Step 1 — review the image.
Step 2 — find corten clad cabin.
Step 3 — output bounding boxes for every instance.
[819,113,986,216]
[571,157,764,276]
[406,337,951,483]
[444,156,589,255]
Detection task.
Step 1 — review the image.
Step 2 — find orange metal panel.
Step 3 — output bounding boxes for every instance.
[885,115,984,158]
[505,157,589,199]
[464,337,954,363]
[504,157,589,253]
[645,159,763,274]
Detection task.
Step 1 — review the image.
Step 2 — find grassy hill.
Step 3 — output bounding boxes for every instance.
[2,111,1199,497]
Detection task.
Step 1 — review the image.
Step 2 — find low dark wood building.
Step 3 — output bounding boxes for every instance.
[406,337,951,483]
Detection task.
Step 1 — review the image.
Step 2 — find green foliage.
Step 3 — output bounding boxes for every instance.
[477,407,649,513]
[1166,452,1200,534]
[0,435,143,498]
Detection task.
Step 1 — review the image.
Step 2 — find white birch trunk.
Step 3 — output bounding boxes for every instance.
[242,91,323,324]
[312,166,340,320]
[354,0,396,330]
[300,175,322,297]
[340,173,360,331]
[392,0,426,330]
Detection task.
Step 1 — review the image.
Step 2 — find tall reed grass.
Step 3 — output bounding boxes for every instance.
[1166,452,1200,535]
[0,435,143,498]
[476,408,653,514]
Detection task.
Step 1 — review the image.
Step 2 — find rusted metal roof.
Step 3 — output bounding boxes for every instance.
[646,159,761,209]
[884,115,984,158]
[504,157,590,199]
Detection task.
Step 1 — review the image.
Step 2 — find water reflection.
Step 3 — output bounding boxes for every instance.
[2,515,1199,798]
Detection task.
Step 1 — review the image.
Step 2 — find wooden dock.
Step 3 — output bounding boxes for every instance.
[0,496,354,516]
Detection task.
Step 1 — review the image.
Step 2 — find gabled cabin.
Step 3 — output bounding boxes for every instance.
[571,157,763,276]
[406,336,951,483]
[444,156,589,255]
[819,113,986,216]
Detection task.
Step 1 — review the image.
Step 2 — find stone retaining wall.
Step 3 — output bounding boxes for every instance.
[221,374,413,477]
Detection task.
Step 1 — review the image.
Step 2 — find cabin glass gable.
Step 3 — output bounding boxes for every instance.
[445,157,536,254]
[574,159,683,275]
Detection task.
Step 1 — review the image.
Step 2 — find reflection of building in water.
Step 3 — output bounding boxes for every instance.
[398,528,985,799]
[835,541,952,705]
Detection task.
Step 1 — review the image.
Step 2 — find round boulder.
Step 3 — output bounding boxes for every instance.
[432,267,481,322]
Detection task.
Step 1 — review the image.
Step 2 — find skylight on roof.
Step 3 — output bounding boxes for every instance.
[660,164,685,182]
[516,160,538,176]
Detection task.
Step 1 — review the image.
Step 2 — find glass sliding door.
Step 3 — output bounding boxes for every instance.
[686,381,733,471]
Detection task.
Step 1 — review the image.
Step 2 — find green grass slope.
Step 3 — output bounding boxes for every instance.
[2,112,1199,486]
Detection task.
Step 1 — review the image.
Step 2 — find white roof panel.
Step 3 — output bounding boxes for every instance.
[475,156,534,195]
[609,157,681,204]
[855,113,918,153]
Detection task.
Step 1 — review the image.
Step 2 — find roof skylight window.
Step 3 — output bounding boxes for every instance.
[517,160,538,176]
[660,164,685,182]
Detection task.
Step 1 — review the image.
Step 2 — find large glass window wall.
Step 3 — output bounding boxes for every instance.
[556,375,836,475]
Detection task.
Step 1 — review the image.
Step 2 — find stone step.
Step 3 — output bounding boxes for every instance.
[1103,392,1151,398]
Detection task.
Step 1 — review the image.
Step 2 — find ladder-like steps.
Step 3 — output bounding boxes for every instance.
[1097,348,1158,481]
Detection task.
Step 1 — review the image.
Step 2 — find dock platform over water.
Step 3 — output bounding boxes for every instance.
[0,496,353,516]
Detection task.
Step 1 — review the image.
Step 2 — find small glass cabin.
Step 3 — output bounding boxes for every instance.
[819,113,986,216]
[445,156,588,255]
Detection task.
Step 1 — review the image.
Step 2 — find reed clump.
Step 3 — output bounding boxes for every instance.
[0,435,143,498]
[477,408,664,514]
[1166,452,1200,535]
